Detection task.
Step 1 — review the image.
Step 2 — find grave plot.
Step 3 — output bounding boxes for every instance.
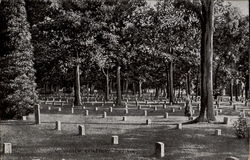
[0,113,248,160]
[1,97,249,160]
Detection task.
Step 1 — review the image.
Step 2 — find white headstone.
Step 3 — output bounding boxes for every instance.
[56,121,61,131]
[109,107,113,112]
[22,116,27,121]
[172,108,175,113]
[164,112,168,118]
[155,142,164,157]
[3,143,12,154]
[154,106,157,111]
[138,105,141,110]
[111,136,119,144]
[125,109,128,114]
[215,129,221,136]
[71,108,74,114]
[177,123,182,130]
[103,112,107,118]
[144,110,147,116]
[85,110,89,116]
[95,107,98,111]
[78,125,85,136]
[122,116,127,121]
[163,104,166,109]
[58,107,61,112]
[146,119,151,125]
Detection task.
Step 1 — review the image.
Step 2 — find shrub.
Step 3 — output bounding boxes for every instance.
[233,114,248,139]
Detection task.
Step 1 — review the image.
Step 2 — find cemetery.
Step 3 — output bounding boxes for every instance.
[0,0,249,160]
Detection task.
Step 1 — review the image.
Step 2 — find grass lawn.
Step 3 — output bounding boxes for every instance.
[0,104,249,160]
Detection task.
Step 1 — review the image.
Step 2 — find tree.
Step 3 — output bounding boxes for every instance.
[175,0,216,122]
[0,0,38,119]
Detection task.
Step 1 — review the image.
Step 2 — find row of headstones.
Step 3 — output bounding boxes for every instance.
[42,105,184,117]
[35,103,232,126]
[2,122,238,160]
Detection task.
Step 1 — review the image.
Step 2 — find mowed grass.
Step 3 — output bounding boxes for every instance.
[0,103,249,160]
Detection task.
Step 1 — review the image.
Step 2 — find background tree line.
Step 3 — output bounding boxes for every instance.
[0,0,249,122]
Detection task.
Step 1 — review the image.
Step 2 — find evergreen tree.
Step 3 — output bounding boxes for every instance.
[0,0,37,119]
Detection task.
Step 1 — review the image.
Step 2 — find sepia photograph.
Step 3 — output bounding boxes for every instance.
[0,0,249,159]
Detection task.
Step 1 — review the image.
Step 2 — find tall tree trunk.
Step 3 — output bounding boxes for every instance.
[103,69,109,101]
[186,71,191,96]
[196,74,199,99]
[86,83,89,98]
[132,82,136,95]
[125,79,128,95]
[155,87,160,99]
[74,63,82,106]
[163,85,167,97]
[245,75,249,99]
[116,65,122,105]
[169,61,174,104]
[138,80,142,98]
[235,80,238,101]
[197,0,215,122]
[230,79,234,103]
[166,69,170,99]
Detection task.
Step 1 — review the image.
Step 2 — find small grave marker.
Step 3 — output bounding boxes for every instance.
[146,119,151,125]
[177,123,182,130]
[215,129,221,136]
[163,104,166,109]
[122,116,127,121]
[155,142,164,157]
[78,125,85,136]
[111,136,119,145]
[71,108,74,114]
[164,112,168,118]
[172,108,175,113]
[58,107,61,112]
[22,116,27,121]
[3,143,12,154]
[56,121,61,131]
[109,107,113,112]
[103,112,107,118]
[138,105,141,110]
[154,106,157,111]
[85,110,89,116]
[144,110,147,116]
[125,109,128,114]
